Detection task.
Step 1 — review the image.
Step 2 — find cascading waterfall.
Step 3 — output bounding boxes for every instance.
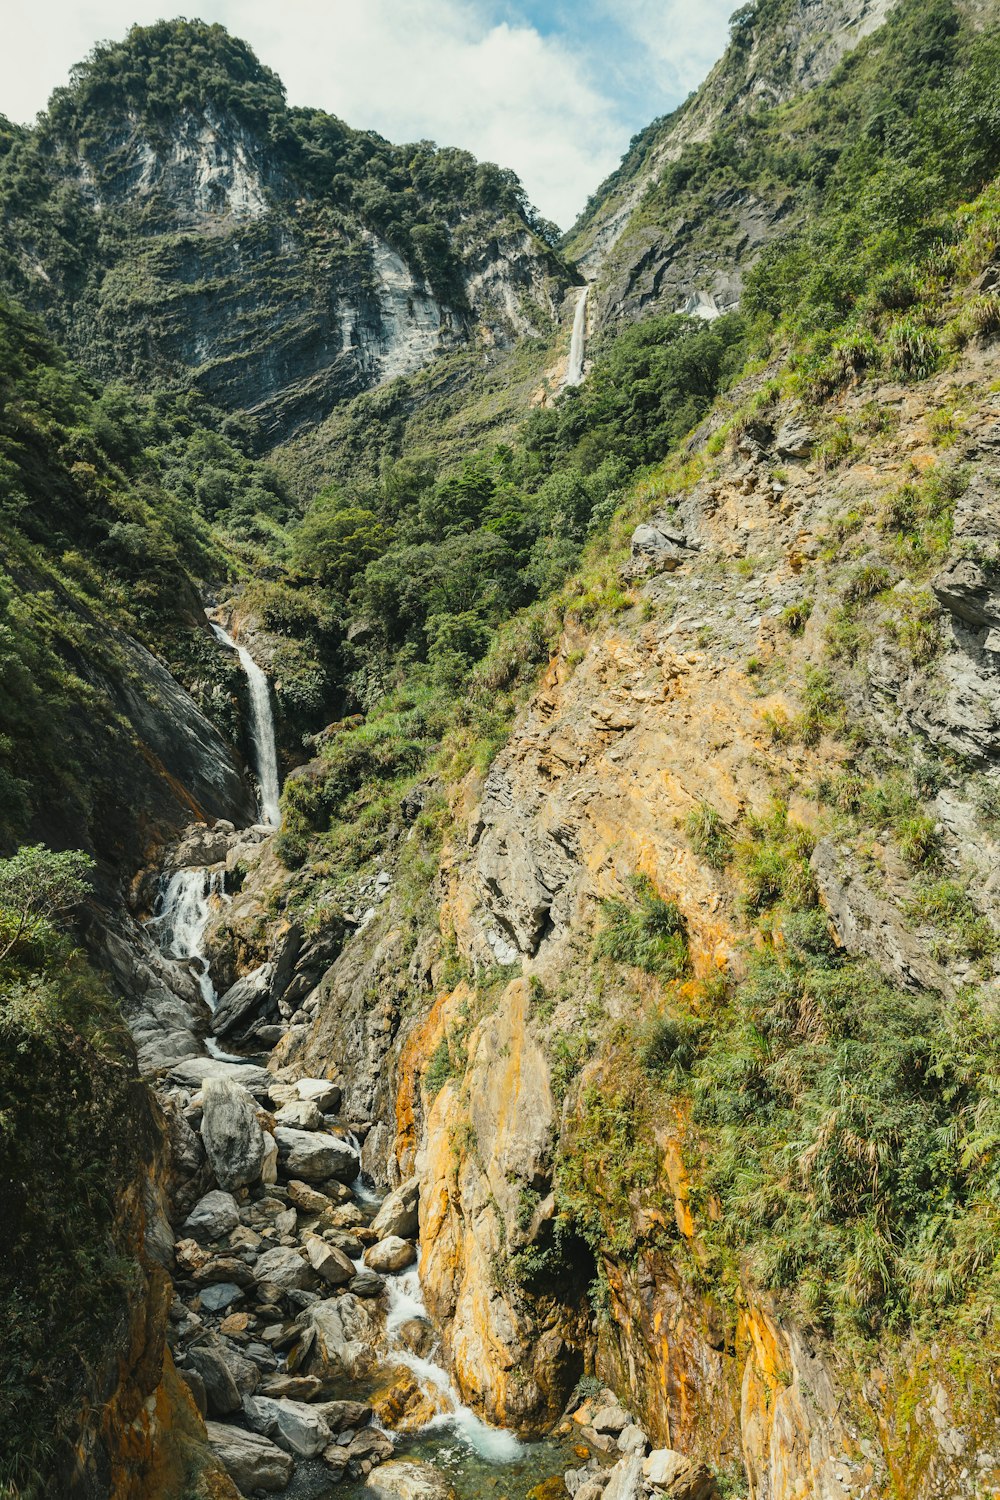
[149,867,244,1061]
[564,285,589,387]
[382,1267,524,1462]
[210,619,282,827]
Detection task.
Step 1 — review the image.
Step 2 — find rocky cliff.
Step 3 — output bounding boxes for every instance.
[0,22,571,445]
[564,0,900,329]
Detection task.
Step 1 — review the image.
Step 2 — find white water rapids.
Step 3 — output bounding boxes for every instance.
[150,866,246,1061]
[381,1268,524,1462]
[565,285,589,387]
[210,620,282,827]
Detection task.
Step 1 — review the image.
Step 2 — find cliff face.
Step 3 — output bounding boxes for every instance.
[241,318,1000,1496]
[565,0,900,328]
[0,23,571,444]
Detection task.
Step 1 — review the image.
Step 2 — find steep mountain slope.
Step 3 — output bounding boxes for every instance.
[6,2,1000,1498]
[565,0,986,335]
[0,21,571,444]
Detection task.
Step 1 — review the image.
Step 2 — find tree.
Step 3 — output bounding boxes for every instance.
[0,845,94,961]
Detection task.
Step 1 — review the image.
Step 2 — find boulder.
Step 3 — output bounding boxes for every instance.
[576,1483,606,1500]
[199,1283,244,1314]
[192,1256,256,1288]
[212,963,274,1036]
[206,1421,294,1492]
[629,523,692,576]
[186,1345,241,1416]
[296,1077,342,1111]
[370,1178,419,1240]
[275,1126,358,1183]
[170,1056,273,1096]
[363,1459,455,1498]
[200,1077,267,1190]
[643,1450,717,1500]
[254,1245,314,1291]
[591,1404,630,1436]
[306,1236,356,1286]
[316,1398,373,1433]
[275,1099,323,1130]
[287,1179,334,1213]
[602,1455,644,1500]
[308,1294,381,1381]
[364,1236,416,1273]
[169,827,232,868]
[617,1424,648,1455]
[183,1189,240,1242]
[350,1268,386,1298]
[242,1393,332,1458]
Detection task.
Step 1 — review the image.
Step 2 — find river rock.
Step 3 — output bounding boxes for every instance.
[212,963,274,1036]
[183,1188,240,1241]
[370,1178,419,1240]
[169,826,233,868]
[308,1294,381,1381]
[192,1255,256,1288]
[186,1345,242,1416]
[206,1421,294,1492]
[275,1125,359,1182]
[170,1056,273,1096]
[287,1179,334,1213]
[296,1077,342,1111]
[243,1393,333,1458]
[591,1404,630,1436]
[349,1268,386,1298]
[364,1235,416,1273]
[275,1099,323,1130]
[363,1460,455,1499]
[306,1235,356,1286]
[199,1283,244,1313]
[642,1450,717,1499]
[576,1482,607,1500]
[316,1398,373,1432]
[602,1455,644,1500]
[617,1424,648,1455]
[254,1245,314,1291]
[201,1076,268,1190]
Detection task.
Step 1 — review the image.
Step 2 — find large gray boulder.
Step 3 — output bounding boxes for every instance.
[274,1126,358,1183]
[212,963,274,1036]
[364,1235,416,1273]
[643,1450,717,1500]
[170,1056,273,1096]
[185,1346,241,1416]
[364,1460,455,1499]
[200,1076,268,1190]
[306,1236,356,1286]
[296,1077,341,1111]
[275,1099,323,1130]
[206,1421,294,1492]
[243,1393,332,1458]
[308,1294,381,1382]
[254,1245,314,1291]
[603,1455,644,1500]
[370,1178,419,1240]
[183,1189,240,1242]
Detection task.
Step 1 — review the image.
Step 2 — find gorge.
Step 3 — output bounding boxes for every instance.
[4,3,1000,1499]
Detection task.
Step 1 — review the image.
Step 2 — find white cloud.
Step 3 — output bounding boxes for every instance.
[1,0,733,227]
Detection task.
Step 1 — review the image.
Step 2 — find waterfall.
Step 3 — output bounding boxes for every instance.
[210,620,282,827]
[381,1267,523,1462]
[149,867,243,1062]
[565,285,589,387]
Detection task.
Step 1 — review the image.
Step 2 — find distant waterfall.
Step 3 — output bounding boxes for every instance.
[565,285,589,387]
[210,620,282,827]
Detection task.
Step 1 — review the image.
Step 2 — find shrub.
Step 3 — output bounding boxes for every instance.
[884,318,942,380]
[781,598,813,635]
[641,1013,706,1081]
[594,875,689,979]
[897,814,942,868]
[843,564,891,605]
[686,802,732,870]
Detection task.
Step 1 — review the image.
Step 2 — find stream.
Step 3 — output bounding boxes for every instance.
[145,622,577,1496]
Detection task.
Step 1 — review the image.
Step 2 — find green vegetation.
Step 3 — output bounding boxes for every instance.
[0,846,150,1491]
[594,875,690,979]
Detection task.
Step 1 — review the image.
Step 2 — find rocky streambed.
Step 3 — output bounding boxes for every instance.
[129,810,718,1500]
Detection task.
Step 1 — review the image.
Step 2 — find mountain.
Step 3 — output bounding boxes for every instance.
[0,21,571,445]
[5,5,1000,1500]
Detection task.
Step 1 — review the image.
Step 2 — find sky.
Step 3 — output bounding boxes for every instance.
[3,0,734,230]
